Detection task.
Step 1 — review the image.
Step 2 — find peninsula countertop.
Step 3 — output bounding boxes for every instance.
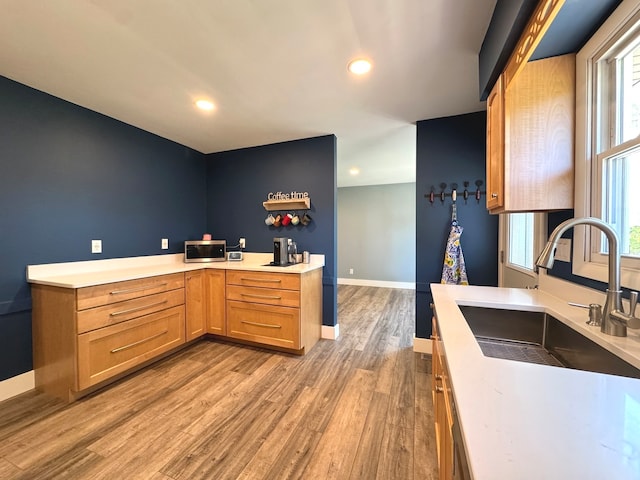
[431,284,640,480]
[27,252,324,288]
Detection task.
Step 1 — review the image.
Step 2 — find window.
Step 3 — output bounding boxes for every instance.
[575,0,640,289]
[507,213,535,271]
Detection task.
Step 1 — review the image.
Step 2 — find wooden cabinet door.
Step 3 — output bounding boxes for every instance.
[206,269,226,335]
[185,270,206,341]
[504,54,575,212]
[486,74,504,211]
[77,305,185,390]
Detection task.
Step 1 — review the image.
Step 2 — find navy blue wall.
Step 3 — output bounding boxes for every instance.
[0,75,207,380]
[479,0,537,100]
[205,136,337,327]
[546,210,636,297]
[415,112,498,338]
[479,0,621,101]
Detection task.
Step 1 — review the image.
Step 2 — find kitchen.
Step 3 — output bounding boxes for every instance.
[1,0,640,479]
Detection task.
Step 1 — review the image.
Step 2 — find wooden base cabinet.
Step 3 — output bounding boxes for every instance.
[206,269,226,335]
[32,273,186,402]
[432,316,454,480]
[225,269,322,353]
[185,270,206,341]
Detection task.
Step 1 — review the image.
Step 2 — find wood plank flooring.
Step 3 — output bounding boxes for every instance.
[0,285,437,479]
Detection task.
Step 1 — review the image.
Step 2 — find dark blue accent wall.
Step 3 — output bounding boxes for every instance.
[479,0,621,101]
[0,75,207,380]
[205,136,337,327]
[478,0,537,101]
[546,210,635,297]
[415,112,498,338]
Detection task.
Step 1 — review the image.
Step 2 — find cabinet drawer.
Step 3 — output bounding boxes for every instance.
[226,285,299,308]
[76,273,185,310]
[226,300,300,350]
[226,270,299,291]
[77,305,185,390]
[77,289,185,334]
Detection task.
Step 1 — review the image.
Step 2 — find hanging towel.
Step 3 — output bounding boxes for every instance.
[441,221,469,285]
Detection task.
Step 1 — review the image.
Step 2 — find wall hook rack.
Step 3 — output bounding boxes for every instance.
[424,180,486,205]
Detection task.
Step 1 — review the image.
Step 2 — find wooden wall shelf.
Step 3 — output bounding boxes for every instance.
[263,198,310,211]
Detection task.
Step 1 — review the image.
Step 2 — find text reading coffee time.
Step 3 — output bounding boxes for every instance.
[267,191,309,200]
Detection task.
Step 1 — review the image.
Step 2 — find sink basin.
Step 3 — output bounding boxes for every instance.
[459,305,640,379]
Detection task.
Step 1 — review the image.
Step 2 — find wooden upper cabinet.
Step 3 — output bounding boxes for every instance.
[486,74,505,211]
[487,54,576,214]
[500,54,575,213]
[485,0,574,214]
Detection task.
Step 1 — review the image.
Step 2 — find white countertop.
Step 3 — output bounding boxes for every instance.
[27,253,324,288]
[431,284,640,480]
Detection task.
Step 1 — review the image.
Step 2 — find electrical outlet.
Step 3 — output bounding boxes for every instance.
[91,239,102,254]
[349,268,354,275]
[555,238,571,262]
[239,237,246,249]
[161,238,169,249]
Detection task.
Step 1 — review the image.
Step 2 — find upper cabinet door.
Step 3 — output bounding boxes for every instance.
[486,75,505,211]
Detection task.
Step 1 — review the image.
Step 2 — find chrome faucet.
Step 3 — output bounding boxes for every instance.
[535,217,640,337]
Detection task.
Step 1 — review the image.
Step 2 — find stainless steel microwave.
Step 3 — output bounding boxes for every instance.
[184,240,226,263]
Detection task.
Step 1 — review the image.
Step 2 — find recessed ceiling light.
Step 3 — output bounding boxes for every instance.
[195,99,215,111]
[347,59,372,75]
[349,167,360,175]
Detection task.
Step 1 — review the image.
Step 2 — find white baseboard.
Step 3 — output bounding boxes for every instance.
[321,324,340,340]
[413,337,432,355]
[0,370,34,402]
[337,278,416,290]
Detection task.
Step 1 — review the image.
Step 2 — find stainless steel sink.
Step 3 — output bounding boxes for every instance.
[459,306,640,379]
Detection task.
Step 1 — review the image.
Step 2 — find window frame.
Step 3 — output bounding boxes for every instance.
[574,0,640,290]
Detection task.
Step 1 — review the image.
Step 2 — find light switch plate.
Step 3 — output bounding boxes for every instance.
[555,238,571,262]
[91,239,102,254]
[161,238,169,249]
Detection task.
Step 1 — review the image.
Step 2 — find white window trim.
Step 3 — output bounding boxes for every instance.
[574,0,640,291]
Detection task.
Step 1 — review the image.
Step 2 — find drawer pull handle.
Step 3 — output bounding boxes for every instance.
[241,320,282,329]
[110,330,168,353]
[240,277,282,284]
[109,300,168,317]
[240,293,282,300]
[110,282,168,295]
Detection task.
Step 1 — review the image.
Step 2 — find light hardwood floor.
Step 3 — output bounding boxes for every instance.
[0,285,437,479]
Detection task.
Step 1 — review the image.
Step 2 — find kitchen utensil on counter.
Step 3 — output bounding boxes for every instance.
[303,251,310,263]
[288,239,297,264]
[273,237,289,265]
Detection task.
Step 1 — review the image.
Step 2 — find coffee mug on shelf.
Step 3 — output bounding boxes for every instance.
[265,213,275,226]
[291,213,300,225]
[300,212,312,226]
[282,212,293,226]
[273,213,283,227]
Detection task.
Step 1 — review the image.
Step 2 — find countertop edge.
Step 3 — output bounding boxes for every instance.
[27,253,325,288]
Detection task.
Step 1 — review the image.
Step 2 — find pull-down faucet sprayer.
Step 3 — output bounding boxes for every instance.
[535,217,640,337]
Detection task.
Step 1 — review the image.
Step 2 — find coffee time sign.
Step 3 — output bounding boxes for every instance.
[267,191,309,200]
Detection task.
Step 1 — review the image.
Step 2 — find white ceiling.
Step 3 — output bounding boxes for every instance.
[0,0,496,187]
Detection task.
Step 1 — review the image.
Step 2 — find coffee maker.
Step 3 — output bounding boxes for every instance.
[273,237,289,265]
